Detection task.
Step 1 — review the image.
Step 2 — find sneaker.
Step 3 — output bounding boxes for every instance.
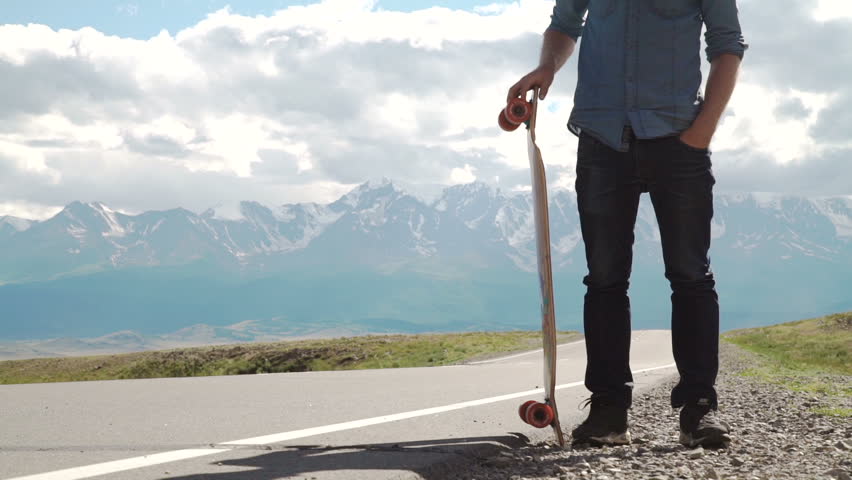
[571,396,631,446]
[679,398,731,447]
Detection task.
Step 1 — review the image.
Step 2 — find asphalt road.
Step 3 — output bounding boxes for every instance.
[0,330,677,480]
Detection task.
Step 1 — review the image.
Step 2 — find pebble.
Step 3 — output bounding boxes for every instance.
[825,469,852,480]
[687,446,704,459]
[442,342,852,480]
[486,456,513,467]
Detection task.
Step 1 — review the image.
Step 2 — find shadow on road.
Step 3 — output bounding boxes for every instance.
[161,434,531,480]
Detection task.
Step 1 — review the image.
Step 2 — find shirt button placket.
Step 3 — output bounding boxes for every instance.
[626,2,637,109]
[624,1,638,146]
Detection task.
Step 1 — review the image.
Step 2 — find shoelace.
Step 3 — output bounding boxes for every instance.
[578,392,618,411]
[577,395,614,411]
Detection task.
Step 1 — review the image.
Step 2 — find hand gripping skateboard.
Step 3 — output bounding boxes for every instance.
[499,88,566,447]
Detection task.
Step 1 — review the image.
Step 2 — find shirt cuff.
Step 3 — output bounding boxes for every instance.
[706,37,748,63]
[547,21,582,41]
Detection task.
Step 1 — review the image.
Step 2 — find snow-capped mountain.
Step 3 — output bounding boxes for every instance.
[1,180,850,344]
[1,181,851,283]
[0,215,32,237]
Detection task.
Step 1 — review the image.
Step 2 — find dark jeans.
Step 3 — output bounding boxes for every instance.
[575,127,720,410]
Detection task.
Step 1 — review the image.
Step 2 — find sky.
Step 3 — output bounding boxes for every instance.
[1,0,852,219]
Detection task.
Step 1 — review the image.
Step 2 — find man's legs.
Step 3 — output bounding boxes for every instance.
[645,136,729,446]
[645,136,719,407]
[573,129,641,445]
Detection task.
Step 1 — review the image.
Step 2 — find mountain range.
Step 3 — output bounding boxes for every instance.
[1,179,851,358]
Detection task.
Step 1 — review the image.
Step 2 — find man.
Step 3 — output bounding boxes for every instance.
[507,0,747,447]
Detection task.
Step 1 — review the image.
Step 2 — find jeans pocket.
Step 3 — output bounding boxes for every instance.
[675,136,710,154]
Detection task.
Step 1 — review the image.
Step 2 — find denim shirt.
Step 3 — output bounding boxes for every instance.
[549,0,748,151]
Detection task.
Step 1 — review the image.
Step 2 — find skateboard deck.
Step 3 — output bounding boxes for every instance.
[500,88,565,447]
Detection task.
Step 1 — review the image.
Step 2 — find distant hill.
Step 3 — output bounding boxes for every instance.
[1,180,851,351]
[0,331,583,384]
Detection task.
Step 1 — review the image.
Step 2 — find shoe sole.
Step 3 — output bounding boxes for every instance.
[572,430,632,446]
[679,430,731,448]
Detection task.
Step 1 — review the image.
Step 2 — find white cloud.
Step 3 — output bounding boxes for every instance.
[0,201,62,219]
[813,0,852,22]
[713,85,833,164]
[0,0,849,220]
[0,140,61,183]
[450,163,478,184]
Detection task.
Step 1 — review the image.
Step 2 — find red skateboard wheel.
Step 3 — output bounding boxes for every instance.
[518,400,537,422]
[524,402,554,428]
[499,110,520,132]
[504,97,531,125]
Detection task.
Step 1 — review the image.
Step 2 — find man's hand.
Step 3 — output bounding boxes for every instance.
[505,29,575,103]
[678,124,714,150]
[507,64,556,103]
[679,53,741,151]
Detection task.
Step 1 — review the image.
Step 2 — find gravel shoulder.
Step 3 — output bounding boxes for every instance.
[441,341,852,480]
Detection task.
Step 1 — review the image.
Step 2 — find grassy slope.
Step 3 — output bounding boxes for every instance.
[0,331,581,385]
[723,311,852,417]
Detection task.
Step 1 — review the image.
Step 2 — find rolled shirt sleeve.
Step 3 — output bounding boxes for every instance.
[701,0,749,62]
[548,0,589,40]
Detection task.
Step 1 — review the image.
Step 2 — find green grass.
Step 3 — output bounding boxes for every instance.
[722,311,852,411]
[811,407,852,418]
[737,366,852,397]
[0,331,581,385]
[724,311,851,375]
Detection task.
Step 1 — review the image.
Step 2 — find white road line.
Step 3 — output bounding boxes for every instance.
[7,362,676,480]
[5,449,228,480]
[467,340,585,365]
[222,362,675,445]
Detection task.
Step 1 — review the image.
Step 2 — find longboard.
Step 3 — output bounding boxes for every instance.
[499,88,565,447]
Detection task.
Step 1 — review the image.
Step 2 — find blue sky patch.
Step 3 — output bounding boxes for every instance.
[2,0,490,39]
